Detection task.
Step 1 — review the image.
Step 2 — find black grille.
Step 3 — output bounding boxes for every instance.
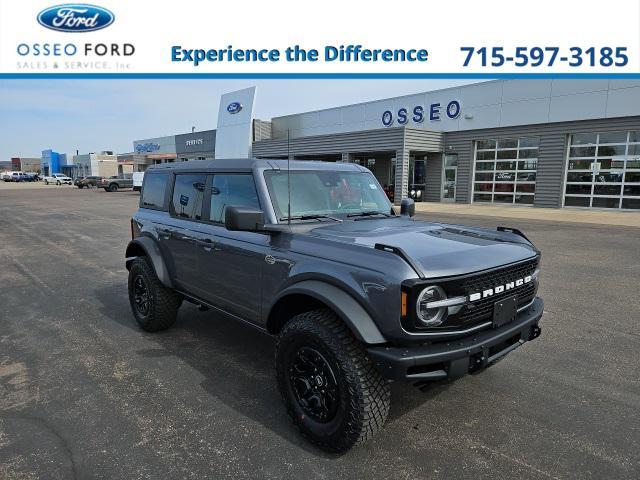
[402,256,540,333]
[455,257,539,326]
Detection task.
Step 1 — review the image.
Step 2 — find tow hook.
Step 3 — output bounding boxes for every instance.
[469,351,486,374]
[529,325,542,340]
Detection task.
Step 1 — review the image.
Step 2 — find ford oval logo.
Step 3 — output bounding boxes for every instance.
[37,4,115,32]
[227,102,243,114]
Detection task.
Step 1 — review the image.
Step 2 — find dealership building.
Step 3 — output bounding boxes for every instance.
[11,157,41,172]
[41,149,68,176]
[133,129,217,165]
[134,79,640,210]
[72,151,119,178]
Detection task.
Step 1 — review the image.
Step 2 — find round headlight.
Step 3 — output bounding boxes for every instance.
[416,286,447,326]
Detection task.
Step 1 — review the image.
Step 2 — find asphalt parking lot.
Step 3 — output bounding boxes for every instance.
[1,185,638,480]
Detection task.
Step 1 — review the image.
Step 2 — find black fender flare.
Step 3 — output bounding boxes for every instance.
[125,237,173,288]
[269,280,386,345]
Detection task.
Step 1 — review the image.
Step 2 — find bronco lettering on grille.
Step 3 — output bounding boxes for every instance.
[468,275,533,302]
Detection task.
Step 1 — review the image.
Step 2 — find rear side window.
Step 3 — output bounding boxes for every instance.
[209,174,260,223]
[141,173,168,210]
[171,174,206,220]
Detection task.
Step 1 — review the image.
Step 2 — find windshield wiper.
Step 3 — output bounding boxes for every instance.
[347,211,395,219]
[279,214,342,222]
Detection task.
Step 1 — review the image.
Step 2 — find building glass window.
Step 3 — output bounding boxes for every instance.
[472,137,539,205]
[564,131,640,209]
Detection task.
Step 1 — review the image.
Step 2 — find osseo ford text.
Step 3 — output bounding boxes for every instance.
[16,43,135,57]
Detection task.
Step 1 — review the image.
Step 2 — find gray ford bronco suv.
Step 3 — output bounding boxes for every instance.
[125,159,543,452]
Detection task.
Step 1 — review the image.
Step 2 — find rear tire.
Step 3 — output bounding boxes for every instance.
[128,257,180,332]
[44,180,49,185]
[275,309,390,453]
[109,183,118,192]
[56,180,61,185]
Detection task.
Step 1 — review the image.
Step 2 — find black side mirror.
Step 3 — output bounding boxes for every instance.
[400,198,415,217]
[224,206,264,232]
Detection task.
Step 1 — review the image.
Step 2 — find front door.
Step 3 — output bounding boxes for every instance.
[442,154,458,202]
[196,173,267,324]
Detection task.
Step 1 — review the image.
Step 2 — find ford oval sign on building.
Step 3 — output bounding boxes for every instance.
[227,102,243,114]
[37,4,115,32]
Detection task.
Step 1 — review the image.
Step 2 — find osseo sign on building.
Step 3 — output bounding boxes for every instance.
[382,100,461,127]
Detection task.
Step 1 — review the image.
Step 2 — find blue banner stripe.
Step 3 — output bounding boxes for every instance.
[2,73,640,79]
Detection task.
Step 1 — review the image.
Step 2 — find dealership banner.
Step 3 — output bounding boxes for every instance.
[0,0,639,77]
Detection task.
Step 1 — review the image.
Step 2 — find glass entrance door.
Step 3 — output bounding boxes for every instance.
[442,154,458,201]
[408,158,426,201]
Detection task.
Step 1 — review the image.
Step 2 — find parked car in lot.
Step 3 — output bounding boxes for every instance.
[43,173,72,185]
[23,173,40,182]
[100,176,134,192]
[132,171,144,191]
[3,171,25,182]
[125,159,544,453]
[74,176,103,188]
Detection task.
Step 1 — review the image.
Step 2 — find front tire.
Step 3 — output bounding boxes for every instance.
[56,180,61,185]
[276,309,390,453]
[109,183,118,192]
[128,257,180,332]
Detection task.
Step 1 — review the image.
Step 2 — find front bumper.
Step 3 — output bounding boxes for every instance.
[367,297,543,381]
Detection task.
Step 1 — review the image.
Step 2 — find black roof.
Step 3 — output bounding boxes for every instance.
[146,158,366,173]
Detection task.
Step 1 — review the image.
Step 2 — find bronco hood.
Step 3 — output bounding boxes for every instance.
[307,218,538,278]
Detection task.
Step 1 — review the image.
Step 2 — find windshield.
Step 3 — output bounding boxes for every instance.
[264,170,392,221]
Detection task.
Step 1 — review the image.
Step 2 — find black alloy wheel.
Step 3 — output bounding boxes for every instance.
[289,346,339,423]
[132,274,150,316]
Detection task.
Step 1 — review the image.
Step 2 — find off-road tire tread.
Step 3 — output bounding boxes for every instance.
[128,257,180,332]
[276,309,390,453]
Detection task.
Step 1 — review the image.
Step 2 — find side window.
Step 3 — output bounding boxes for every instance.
[171,174,206,220]
[209,174,260,223]
[141,173,169,210]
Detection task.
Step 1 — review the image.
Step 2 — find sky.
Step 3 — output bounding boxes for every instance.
[0,79,482,160]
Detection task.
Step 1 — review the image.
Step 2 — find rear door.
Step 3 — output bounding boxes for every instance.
[164,173,208,293]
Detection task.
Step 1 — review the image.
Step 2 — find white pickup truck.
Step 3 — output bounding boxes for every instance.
[43,173,72,185]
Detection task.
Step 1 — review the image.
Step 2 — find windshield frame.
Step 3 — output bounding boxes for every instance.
[263,169,394,223]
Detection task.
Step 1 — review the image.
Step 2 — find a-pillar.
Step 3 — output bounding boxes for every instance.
[393,149,410,205]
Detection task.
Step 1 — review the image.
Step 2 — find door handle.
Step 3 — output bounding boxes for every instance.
[158,227,172,239]
[196,238,214,251]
